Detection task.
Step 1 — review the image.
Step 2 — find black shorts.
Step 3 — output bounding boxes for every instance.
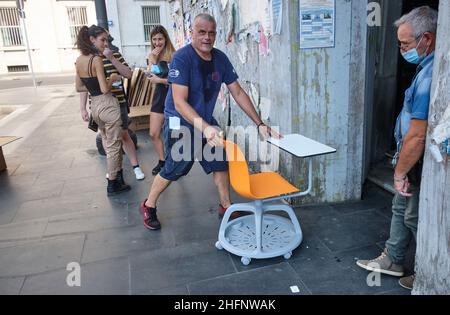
[151,84,169,114]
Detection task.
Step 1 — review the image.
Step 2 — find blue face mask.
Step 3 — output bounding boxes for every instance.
[401,35,428,65]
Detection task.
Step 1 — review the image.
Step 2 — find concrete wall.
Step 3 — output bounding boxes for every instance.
[292,0,367,202]
[414,0,450,295]
[107,0,172,69]
[0,0,97,74]
[169,0,368,203]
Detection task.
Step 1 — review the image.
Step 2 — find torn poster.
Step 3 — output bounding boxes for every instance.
[221,0,229,11]
[173,0,181,14]
[250,83,260,107]
[299,0,335,49]
[219,84,229,112]
[184,12,192,44]
[259,25,269,56]
[432,103,450,145]
[271,0,283,35]
[237,40,249,64]
[259,97,271,121]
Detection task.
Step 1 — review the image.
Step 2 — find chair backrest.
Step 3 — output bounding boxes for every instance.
[224,140,254,199]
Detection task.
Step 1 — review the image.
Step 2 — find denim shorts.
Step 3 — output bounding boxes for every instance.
[159,119,228,181]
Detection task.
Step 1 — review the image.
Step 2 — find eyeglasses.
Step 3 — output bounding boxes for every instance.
[398,35,422,51]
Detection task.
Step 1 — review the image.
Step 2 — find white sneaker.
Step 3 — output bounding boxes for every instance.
[133,167,145,180]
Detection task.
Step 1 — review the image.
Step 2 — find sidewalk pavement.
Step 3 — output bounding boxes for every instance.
[0,85,413,295]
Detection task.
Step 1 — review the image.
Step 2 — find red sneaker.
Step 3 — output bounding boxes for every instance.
[140,200,161,230]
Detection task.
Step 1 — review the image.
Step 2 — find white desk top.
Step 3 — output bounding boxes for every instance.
[268,134,337,158]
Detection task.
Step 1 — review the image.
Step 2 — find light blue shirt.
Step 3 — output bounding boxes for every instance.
[394,52,434,146]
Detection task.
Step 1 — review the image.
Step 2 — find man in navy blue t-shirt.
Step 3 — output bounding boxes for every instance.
[139,13,278,230]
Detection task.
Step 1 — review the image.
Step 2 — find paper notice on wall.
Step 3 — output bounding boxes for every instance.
[263,4,272,36]
[259,25,269,56]
[219,84,229,111]
[237,40,248,64]
[271,0,283,35]
[260,97,271,120]
[221,0,229,11]
[299,0,335,49]
[184,13,192,44]
[173,0,181,14]
[250,83,259,107]
[432,103,450,144]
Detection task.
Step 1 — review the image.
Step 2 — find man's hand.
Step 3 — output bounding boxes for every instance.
[394,175,413,197]
[103,47,114,60]
[204,126,223,147]
[258,124,283,140]
[81,109,89,122]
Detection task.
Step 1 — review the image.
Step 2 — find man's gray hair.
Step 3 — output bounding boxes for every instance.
[394,6,438,38]
[194,13,217,26]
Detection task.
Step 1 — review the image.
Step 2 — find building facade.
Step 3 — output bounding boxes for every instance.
[106,0,172,69]
[0,0,97,74]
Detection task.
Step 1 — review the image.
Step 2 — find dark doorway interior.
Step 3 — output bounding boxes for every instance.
[366,0,440,194]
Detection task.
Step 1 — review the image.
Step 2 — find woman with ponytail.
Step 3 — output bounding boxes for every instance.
[75,25,131,196]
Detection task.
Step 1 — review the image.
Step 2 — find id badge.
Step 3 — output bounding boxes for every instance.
[169,116,181,130]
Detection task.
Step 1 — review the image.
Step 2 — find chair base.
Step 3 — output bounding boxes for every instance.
[216,201,303,266]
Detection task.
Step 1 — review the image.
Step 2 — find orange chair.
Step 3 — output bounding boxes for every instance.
[215,140,309,265]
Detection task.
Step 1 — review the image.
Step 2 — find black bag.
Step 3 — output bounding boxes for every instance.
[88,114,98,132]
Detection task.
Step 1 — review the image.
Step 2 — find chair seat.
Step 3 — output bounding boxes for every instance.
[249,172,300,200]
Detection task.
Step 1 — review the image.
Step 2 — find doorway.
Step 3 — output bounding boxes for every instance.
[364,0,440,193]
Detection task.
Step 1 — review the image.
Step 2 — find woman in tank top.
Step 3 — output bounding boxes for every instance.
[75,25,131,197]
[147,25,176,176]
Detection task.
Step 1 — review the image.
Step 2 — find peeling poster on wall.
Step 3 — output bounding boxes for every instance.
[299,0,335,49]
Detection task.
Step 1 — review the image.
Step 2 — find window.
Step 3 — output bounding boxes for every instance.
[142,6,160,42]
[7,65,28,73]
[0,7,23,47]
[67,6,88,45]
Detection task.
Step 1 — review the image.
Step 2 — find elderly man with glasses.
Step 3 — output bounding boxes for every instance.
[356,6,438,291]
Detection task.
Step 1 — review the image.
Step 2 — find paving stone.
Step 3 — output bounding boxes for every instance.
[130,245,235,294]
[20,258,130,295]
[13,158,74,176]
[0,235,84,277]
[44,209,130,237]
[290,245,403,294]
[33,164,105,185]
[0,277,25,295]
[0,219,47,241]
[14,181,66,203]
[309,210,391,252]
[61,176,108,196]
[188,263,310,295]
[14,194,92,222]
[81,225,175,264]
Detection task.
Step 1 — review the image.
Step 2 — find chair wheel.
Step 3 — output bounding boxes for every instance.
[284,252,292,260]
[215,241,223,250]
[241,257,251,266]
